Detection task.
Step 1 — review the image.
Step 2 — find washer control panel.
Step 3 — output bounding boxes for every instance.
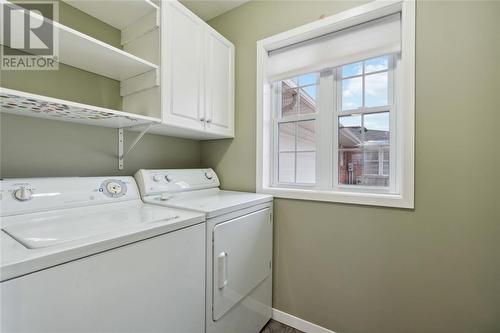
[135,169,220,196]
[0,177,140,216]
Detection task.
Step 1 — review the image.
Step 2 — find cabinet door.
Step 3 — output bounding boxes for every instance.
[162,1,205,131]
[205,27,235,138]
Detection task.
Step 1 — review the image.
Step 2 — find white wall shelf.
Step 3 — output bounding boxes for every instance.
[63,0,159,30]
[0,88,160,128]
[0,87,161,170]
[56,23,159,81]
[0,0,159,81]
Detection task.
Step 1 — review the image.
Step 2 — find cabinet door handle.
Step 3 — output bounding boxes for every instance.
[206,119,212,123]
[200,116,205,122]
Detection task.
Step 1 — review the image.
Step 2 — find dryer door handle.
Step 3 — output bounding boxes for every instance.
[218,252,228,289]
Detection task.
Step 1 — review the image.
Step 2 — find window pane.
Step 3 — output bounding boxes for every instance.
[298,73,318,86]
[297,120,315,151]
[338,115,362,149]
[342,61,362,77]
[364,161,379,175]
[296,152,315,183]
[338,114,363,185]
[342,77,362,110]
[364,56,389,73]
[279,152,295,183]
[364,151,379,161]
[365,72,388,107]
[282,81,298,117]
[363,176,389,187]
[299,85,316,114]
[382,148,390,176]
[383,162,390,175]
[279,122,295,152]
[364,112,390,137]
[338,112,390,187]
[302,85,316,99]
[383,148,390,161]
[339,114,361,128]
[338,151,363,185]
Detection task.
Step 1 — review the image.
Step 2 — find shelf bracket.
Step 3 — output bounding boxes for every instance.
[118,123,154,170]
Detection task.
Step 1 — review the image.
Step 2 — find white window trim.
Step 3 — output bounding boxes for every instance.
[256,0,415,208]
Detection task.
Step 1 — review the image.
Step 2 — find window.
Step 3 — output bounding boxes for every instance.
[257,1,415,208]
[273,54,394,191]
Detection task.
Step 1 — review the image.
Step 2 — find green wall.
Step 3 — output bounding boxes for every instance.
[204,1,500,332]
[0,1,201,177]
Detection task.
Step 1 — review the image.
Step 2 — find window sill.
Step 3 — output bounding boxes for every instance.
[259,186,414,209]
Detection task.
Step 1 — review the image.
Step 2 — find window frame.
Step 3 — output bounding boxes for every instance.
[256,0,415,208]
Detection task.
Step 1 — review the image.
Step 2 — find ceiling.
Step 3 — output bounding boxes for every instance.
[180,0,250,21]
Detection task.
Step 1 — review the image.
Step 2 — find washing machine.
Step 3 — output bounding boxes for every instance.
[135,168,273,333]
[0,176,206,332]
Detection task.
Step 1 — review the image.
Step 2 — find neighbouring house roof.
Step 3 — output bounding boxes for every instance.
[339,126,389,149]
[281,80,316,116]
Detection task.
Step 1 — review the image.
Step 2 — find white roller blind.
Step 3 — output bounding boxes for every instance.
[267,13,401,81]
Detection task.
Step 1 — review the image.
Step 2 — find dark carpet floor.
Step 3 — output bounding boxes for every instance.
[260,319,305,333]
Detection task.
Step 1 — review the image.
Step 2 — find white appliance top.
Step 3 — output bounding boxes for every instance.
[0,177,205,281]
[135,169,272,218]
[135,168,220,195]
[1,176,140,216]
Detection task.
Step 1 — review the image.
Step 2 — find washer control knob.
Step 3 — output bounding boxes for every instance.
[106,182,122,195]
[101,180,127,198]
[205,171,214,180]
[165,174,173,182]
[14,187,33,201]
[153,175,162,182]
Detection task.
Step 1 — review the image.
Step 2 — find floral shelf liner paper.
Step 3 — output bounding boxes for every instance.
[0,93,138,121]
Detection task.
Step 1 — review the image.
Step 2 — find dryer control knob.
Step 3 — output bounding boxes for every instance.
[165,174,173,182]
[14,187,33,201]
[204,171,214,180]
[153,175,162,182]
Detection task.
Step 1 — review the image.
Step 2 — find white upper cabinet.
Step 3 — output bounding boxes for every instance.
[205,27,235,138]
[156,1,235,140]
[162,1,205,132]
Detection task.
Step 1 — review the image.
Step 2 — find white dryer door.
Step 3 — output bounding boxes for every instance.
[212,208,272,321]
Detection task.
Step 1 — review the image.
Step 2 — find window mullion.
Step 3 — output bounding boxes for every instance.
[337,106,390,116]
[278,113,316,123]
[332,67,341,191]
[272,82,281,185]
[361,112,366,184]
[317,69,334,190]
[389,54,398,193]
[294,122,298,183]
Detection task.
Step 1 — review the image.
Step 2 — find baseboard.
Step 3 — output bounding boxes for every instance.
[272,308,336,333]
